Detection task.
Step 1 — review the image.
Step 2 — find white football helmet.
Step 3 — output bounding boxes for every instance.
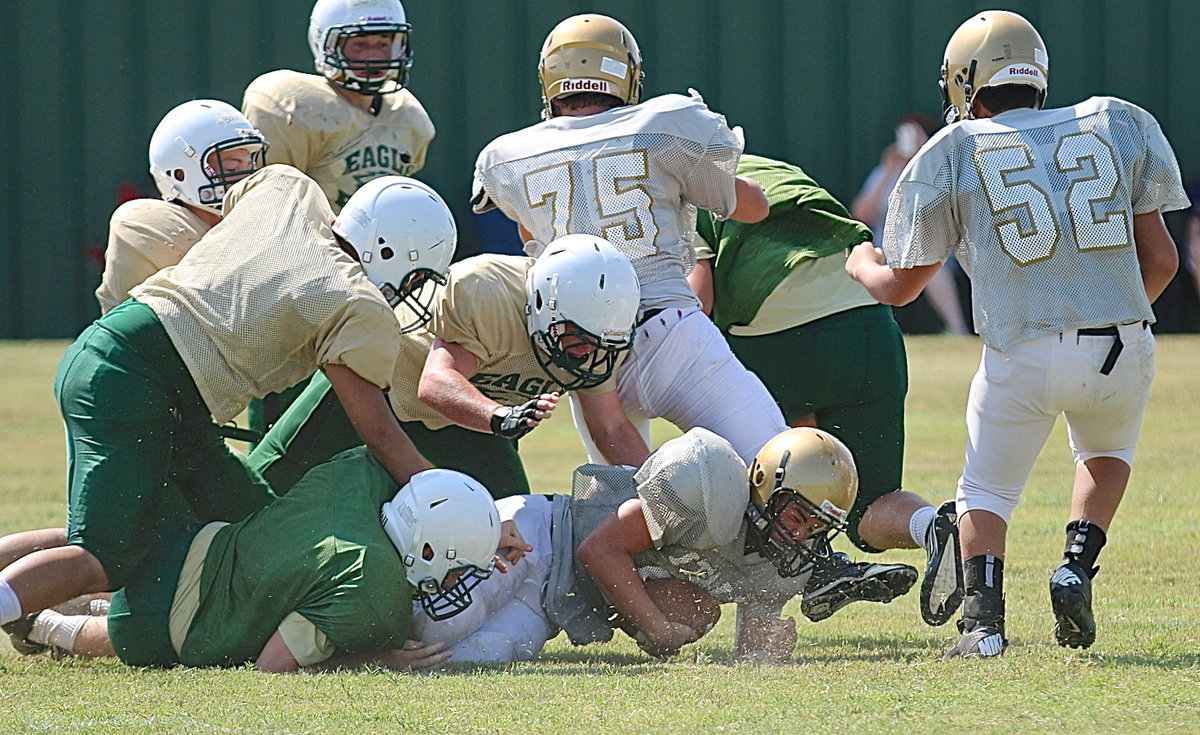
[333,176,456,332]
[525,235,640,390]
[746,428,859,577]
[309,0,413,95]
[940,10,1048,123]
[148,99,268,215]
[380,469,501,621]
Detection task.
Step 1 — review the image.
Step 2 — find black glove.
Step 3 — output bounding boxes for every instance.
[490,398,542,440]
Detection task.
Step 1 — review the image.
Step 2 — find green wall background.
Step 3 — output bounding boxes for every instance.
[3,0,1197,337]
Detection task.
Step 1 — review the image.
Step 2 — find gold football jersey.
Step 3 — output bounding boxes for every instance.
[96,199,212,315]
[242,70,435,211]
[388,254,616,430]
[131,165,401,424]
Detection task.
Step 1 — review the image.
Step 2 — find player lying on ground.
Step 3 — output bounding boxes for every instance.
[412,428,918,663]
[248,235,640,499]
[7,449,526,671]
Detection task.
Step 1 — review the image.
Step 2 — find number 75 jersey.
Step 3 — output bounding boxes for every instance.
[472,92,743,294]
[882,96,1189,351]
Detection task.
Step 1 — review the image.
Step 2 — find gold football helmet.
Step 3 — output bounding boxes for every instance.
[940,10,1048,123]
[747,428,858,577]
[538,14,643,118]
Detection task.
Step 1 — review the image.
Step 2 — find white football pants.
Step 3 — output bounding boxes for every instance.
[571,307,786,465]
[957,323,1154,523]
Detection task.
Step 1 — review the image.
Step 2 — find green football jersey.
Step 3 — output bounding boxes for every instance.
[179,447,413,666]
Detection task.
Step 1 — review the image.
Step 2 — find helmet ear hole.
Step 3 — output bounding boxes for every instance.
[422,543,435,561]
[380,246,394,260]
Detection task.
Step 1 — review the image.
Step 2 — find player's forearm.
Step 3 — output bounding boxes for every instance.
[588,420,650,468]
[417,370,498,434]
[577,541,673,641]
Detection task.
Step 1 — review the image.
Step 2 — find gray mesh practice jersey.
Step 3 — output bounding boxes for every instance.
[544,431,810,643]
[883,96,1188,351]
[473,92,743,309]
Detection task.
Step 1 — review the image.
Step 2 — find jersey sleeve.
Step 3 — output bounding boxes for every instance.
[880,179,960,268]
[278,611,335,667]
[679,103,743,219]
[1132,118,1190,215]
[315,298,403,391]
[242,79,313,173]
[430,260,530,366]
[634,443,744,551]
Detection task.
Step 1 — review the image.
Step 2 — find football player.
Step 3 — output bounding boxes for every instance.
[248,235,641,498]
[0,168,455,634]
[8,449,518,671]
[472,14,786,469]
[96,99,268,314]
[690,154,963,628]
[242,0,433,212]
[847,10,1187,657]
[242,0,437,442]
[411,427,918,663]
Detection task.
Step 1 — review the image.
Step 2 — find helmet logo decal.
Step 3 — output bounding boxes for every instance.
[599,57,628,78]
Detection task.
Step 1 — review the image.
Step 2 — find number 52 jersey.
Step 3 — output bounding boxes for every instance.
[882,96,1189,351]
[472,92,743,308]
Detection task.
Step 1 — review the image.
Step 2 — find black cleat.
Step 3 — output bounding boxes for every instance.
[1050,562,1095,649]
[921,500,964,627]
[801,554,918,623]
[3,614,48,656]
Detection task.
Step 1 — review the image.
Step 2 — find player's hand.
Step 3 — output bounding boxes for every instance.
[845,242,885,282]
[377,640,452,671]
[490,393,560,439]
[634,621,701,659]
[494,519,533,572]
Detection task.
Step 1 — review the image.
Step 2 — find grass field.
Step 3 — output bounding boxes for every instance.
[1,335,1198,734]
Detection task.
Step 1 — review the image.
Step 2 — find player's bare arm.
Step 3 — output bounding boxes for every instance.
[1132,210,1180,302]
[845,242,942,306]
[576,498,701,657]
[576,391,650,467]
[686,257,715,315]
[324,363,429,487]
[730,175,769,223]
[418,338,558,436]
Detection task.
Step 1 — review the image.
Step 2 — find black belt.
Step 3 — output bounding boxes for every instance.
[635,307,666,328]
[1075,322,1147,375]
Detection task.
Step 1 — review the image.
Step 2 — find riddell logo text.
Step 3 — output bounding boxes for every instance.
[1009,66,1041,77]
[561,79,611,94]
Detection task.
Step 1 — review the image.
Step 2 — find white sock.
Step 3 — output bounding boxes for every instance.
[0,580,23,625]
[909,505,937,549]
[28,610,88,653]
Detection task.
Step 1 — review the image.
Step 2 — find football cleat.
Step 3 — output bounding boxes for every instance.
[3,613,49,656]
[921,500,965,626]
[801,553,918,623]
[1050,562,1096,649]
[943,618,1007,659]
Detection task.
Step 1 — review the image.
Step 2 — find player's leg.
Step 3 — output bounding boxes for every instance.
[566,391,651,466]
[0,529,68,570]
[946,339,1059,658]
[633,309,785,463]
[248,372,361,495]
[1051,323,1154,649]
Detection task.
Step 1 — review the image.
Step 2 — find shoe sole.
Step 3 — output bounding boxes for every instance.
[1051,584,1095,649]
[921,502,964,627]
[802,566,918,623]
